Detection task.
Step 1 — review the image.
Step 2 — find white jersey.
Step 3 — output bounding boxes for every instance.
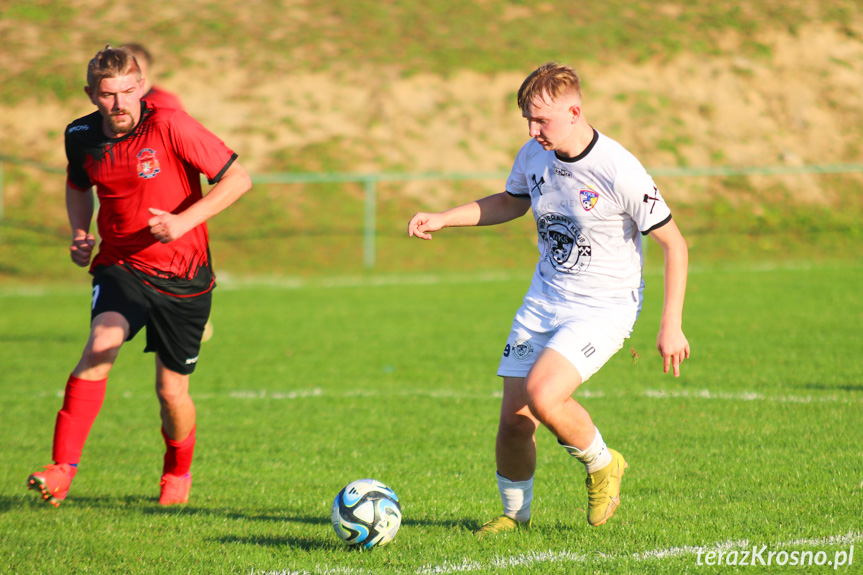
[506,129,671,304]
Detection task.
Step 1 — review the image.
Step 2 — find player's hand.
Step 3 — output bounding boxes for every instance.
[657,326,690,377]
[408,212,445,240]
[148,208,188,244]
[70,233,95,267]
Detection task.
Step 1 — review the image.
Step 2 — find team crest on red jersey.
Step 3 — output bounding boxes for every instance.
[137,148,161,179]
[580,188,599,211]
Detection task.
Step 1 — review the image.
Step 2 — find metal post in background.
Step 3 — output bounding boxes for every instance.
[363,177,377,269]
[0,160,4,221]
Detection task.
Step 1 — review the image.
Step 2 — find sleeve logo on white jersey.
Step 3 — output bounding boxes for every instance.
[642,185,663,214]
[529,174,546,197]
[537,213,592,274]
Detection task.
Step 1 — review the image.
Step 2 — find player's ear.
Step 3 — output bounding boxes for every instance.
[569,104,581,123]
[84,86,95,103]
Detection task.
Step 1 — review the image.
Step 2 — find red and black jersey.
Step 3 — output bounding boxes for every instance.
[142,85,185,112]
[65,102,237,295]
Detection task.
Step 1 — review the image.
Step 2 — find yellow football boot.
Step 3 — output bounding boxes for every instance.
[475,515,531,538]
[585,448,628,526]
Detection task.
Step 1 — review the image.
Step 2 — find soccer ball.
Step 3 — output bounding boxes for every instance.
[331,479,402,549]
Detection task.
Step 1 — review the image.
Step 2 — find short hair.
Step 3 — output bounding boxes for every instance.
[86,45,141,92]
[121,43,152,67]
[517,62,582,113]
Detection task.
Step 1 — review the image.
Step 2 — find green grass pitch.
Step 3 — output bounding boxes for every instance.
[1,264,861,574]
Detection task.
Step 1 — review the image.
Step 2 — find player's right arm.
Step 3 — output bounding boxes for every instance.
[649,218,690,377]
[408,192,531,240]
[65,182,96,267]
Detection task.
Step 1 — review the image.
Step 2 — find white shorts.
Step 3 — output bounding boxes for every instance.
[497,294,639,382]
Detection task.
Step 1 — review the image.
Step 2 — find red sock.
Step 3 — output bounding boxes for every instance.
[52,375,107,465]
[162,426,196,476]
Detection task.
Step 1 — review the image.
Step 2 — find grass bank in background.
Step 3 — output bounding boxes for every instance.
[3,1,861,105]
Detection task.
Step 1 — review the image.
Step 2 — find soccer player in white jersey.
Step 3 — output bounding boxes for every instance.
[407,62,690,534]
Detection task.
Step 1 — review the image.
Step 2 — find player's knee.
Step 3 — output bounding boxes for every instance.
[524,387,558,425]
[156,377,191,407]
[156,388,191,410]
[82,335,123,367]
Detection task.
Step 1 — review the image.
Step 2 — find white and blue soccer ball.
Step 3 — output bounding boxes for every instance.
[331,479,402,549]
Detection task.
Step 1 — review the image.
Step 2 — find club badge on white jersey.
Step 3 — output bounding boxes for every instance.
[536,212,591,274]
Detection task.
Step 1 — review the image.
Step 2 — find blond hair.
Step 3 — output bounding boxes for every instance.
[517,62,582,113]
[86,45,141,92]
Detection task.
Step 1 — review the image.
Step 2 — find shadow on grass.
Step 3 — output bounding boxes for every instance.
[0,334,81,344]
[215,534,337,551]
[403,517,478,531]
[147,507,331,525]
[799,382,863,392]
[0,494,32,513]
[6,493,478,532]
[2,493,154,513]
[212,517,478,551]
[140,501,477,531]
[4,493,329,522]
[146,507,475,530]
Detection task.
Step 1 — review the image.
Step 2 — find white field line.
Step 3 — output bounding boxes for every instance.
[783,532,863,547]
[642,388,862,404]
[250,567,368,575]
[248,531,863,575]
[414,532,863,575]
[40,386,859,405]
[210,387,860,405]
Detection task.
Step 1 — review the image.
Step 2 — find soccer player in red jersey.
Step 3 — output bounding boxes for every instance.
[26,46,252,507]
[121,43,185,112]
[121,42,216,343]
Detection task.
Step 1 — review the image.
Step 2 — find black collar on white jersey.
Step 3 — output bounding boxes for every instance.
[554,128,599,163]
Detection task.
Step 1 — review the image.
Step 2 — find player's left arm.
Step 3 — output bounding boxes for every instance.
[66,181,96,267]
[149,161,252,244]
[648,218,690,377]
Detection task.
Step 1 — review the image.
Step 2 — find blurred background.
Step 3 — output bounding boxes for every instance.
[1,0,861,284]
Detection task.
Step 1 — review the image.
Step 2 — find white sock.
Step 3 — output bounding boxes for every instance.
[559,427,613,473]
[496,472,533,522]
